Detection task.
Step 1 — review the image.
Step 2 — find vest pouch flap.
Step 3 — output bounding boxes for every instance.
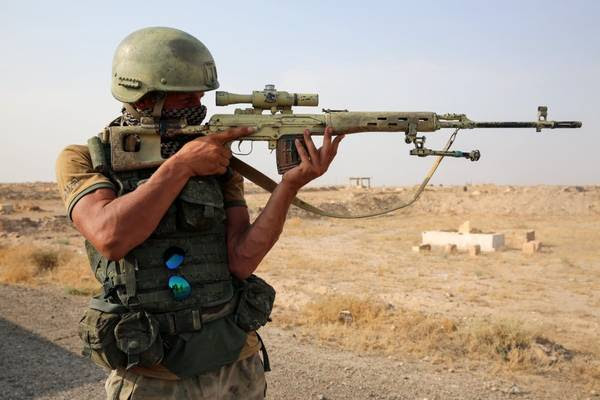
[114,311,164,369]
[177,178,225,230]
[78,307,126,370]
[179,178,224,208]
[235,275,276,332]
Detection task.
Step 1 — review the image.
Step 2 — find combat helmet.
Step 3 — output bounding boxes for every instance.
[111,27,219,103]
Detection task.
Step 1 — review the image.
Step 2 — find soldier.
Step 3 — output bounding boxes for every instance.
[55,27,343,399]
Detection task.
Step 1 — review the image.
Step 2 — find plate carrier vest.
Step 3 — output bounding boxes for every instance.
[86,135,236,333]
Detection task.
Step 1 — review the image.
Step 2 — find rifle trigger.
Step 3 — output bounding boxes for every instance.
[233,140,253,156]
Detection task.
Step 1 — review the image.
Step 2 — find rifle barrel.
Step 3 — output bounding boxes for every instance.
[473,121,582,129]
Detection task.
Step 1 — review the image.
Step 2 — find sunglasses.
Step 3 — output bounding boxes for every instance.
[164,247,191,301]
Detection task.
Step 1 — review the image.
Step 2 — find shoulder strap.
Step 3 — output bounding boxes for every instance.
[229,156,432,219]
[88,295,128,314]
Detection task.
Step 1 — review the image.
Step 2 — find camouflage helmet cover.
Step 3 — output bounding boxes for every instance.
[111,27,219,103]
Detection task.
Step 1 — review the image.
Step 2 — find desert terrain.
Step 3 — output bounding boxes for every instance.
[0,182,599,399]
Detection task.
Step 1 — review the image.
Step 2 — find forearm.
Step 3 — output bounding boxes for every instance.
[74,157,191,259]
[228,180,299,279]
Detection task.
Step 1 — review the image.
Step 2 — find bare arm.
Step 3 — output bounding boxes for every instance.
[226,128,344,279]
[72,128,253,260]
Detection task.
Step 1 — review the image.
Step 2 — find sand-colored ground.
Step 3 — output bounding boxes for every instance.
[0,182,599,398]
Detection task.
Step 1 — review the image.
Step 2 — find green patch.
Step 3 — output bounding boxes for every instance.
[65,286,97,296]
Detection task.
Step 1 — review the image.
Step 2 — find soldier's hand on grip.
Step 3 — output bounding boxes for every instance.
[173,127,254,177]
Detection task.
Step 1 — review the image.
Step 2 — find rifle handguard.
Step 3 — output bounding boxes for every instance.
[276,135,305,174]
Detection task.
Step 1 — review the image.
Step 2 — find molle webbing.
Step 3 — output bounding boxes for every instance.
[152,296,238,335]
[84,160,234,315]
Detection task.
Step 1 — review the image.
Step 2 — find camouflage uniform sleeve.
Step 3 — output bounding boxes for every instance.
[55,145,116,220]
[220,169,247,208]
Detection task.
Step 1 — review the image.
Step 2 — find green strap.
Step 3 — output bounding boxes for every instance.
[152,294,239,334]
[88,296,128,314]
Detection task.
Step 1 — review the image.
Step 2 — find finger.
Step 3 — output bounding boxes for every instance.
[303,129,319,164]
[212,126,255,144]
[332,134,345,154]
[322,127,332,150]
[295,138,310,164]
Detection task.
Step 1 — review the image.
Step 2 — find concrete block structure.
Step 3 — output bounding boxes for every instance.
[422,231,504,252]
[505,229,536,248]
[444,244,458,254]
[523,240,542,254]
[458,221,471,234]
[469,245,481,256]
[412,244,431,253]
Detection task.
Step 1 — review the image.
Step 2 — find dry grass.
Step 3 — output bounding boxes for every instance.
[0,244,100,294]
[276,294,600,384]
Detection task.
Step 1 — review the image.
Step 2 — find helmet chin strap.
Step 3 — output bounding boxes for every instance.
[122,92,167,124]
[151,92,167,119]
[122,102,141,120]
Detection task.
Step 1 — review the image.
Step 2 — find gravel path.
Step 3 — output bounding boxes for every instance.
[0,284,583,400]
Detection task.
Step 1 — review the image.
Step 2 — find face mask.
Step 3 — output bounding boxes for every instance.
[121,94,208,158]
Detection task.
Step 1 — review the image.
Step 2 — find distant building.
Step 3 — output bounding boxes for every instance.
[349,177,371,189]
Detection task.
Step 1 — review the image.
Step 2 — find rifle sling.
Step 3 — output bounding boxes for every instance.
[229,157,332,216]
[229,129,460,219]
[229,134,452,219]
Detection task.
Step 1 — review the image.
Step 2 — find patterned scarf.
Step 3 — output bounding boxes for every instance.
[121,104,208,127]
[118,101,207,158]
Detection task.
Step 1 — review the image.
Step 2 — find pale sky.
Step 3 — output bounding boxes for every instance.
[1,0,598,186]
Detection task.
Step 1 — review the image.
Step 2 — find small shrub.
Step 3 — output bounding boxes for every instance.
[30,249,59,271]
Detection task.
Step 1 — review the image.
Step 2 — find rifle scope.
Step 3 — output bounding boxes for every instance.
[216,84,318,109]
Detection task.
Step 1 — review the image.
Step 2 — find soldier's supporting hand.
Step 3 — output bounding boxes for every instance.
[282,127,344,190]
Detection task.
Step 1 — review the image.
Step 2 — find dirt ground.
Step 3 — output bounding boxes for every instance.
[0,182,599,399]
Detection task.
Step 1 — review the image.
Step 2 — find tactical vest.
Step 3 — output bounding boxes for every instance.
[80,127,275,376]
[86,140,236,323]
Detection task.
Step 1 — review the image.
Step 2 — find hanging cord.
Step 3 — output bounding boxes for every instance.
[230,128,462,219]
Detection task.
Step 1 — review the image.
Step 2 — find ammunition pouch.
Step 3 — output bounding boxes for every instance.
[78,305,126,370]
[79,297,164,370]
[78,293,242,371]
[114,311,164,369]
[234,275,276,332]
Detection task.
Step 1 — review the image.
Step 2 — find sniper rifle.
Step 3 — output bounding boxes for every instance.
[89,84,582,218]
